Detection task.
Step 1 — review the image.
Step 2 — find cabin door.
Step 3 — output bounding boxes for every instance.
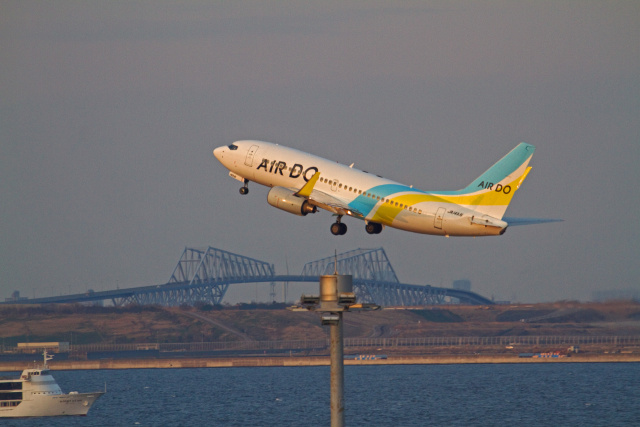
[244,145,259,167]
[434,207,446,229]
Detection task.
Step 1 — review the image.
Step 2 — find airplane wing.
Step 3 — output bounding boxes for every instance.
[294,172,363,218]
[306,189,364,218]
[503,217,564,226]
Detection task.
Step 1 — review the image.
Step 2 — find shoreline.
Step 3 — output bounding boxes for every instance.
[1,353,639,371]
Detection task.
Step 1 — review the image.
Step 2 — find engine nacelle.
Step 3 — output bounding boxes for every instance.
[267,187,317,216]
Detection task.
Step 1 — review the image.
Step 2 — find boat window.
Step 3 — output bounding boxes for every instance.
[1,401,21,407]
[227,144,238,150]
[0,382,21,390]
[0,392,23,401]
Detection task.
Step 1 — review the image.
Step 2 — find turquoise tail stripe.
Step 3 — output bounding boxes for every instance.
[458,142,534,194]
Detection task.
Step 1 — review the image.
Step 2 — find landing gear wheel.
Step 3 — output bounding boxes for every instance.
[339,223,347,235]
[239,187,249,195]
[330,222,347,236]
[365,222,382,234]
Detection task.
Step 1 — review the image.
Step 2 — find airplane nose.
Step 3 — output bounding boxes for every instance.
[213,146,225,160]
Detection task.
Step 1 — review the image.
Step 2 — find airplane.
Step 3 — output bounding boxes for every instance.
[213,140,560,236]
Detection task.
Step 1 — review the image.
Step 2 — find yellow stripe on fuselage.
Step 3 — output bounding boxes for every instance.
[369,172,527,225]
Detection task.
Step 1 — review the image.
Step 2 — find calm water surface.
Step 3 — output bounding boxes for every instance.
[2,363,638,426]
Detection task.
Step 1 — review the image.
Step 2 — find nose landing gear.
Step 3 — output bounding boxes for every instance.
[239,180,249,195]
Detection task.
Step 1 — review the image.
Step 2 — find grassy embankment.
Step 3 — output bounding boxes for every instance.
[1,301,639,356]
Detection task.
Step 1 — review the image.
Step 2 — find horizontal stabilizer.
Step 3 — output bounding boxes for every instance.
[503,217,564,226]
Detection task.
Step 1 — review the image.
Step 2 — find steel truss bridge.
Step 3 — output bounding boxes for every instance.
[3,247,493,307]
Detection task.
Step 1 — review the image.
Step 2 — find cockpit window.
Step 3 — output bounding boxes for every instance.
[228,144,238,150]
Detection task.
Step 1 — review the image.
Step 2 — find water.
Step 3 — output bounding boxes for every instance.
[2,363,638,426]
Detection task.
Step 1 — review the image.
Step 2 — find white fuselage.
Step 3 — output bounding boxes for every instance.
[214,140,510,236]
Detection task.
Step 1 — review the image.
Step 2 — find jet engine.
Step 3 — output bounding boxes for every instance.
[267,187,317,216]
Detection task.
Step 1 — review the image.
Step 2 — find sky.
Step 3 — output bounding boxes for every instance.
[1,1,639,304]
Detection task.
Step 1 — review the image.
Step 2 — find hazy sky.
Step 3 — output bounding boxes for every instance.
[2,1,639,304]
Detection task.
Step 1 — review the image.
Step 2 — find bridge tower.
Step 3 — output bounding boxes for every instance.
[116,247,275,306]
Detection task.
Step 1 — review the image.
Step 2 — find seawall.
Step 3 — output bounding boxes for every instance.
[1,354,639,371]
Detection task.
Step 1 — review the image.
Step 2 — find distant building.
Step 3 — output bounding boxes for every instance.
[17,342,70,353]
[5,291,27,302]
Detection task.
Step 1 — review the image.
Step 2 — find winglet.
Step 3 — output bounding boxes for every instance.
[295,171,321,198]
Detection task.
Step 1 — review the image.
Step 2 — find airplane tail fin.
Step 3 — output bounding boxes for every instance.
[452,143,535,219]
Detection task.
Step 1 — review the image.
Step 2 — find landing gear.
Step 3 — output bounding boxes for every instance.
[239,180,249,195]
[365,222,382,234]
[330,217,347,236]
[330,222,347,235]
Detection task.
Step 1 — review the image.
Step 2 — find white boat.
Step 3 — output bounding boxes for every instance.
[0,350,104,418]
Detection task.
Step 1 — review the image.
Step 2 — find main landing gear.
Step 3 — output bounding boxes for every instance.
[239,180,249,195]
[330,218,383,236]
[330,216,347,236]
[365,222,382,234]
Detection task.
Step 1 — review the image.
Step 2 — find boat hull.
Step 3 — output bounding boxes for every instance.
[0,391,104,418]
